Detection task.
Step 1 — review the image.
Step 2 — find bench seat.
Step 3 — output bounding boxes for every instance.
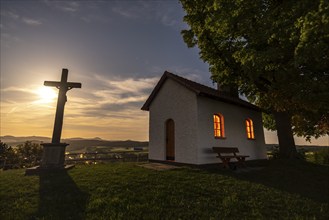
[212,147,250,169]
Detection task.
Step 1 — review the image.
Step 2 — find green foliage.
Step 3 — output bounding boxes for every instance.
[0,162,328,219]
[180,0,329,140]
[0,141,19,169]
[15,141,43,168]
[0,141,43,169]
[268,145,280,160]
[268,146,307,160]
[313,148,329,165]
[262,113,276,131]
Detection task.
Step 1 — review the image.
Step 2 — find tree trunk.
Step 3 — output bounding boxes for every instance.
[273,111,298,159]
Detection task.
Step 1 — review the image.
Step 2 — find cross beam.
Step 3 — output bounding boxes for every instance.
[44,81,82,90]
[44,69,81,90]
[44,69,81,143]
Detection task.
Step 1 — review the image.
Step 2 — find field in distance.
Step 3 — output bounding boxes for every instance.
[0,135,148,153]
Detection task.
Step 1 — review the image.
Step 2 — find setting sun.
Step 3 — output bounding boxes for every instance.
[35,86,57,104]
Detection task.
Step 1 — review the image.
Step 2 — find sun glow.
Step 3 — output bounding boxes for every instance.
[35,86,58,104]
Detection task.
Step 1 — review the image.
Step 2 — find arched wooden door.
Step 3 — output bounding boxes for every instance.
[166,119,175,161]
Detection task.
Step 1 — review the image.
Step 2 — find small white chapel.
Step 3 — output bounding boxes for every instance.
[141,71,267,165]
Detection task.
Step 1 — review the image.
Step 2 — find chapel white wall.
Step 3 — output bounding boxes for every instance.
[148,79,198,164]
[196,97,267,164]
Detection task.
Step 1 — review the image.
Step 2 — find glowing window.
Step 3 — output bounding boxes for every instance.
[214,114,225,138]
[246,118,255,139]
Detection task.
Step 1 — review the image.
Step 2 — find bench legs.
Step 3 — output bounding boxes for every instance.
[221,158,231,169]
[237,158,247,168]
[220,157,247,169]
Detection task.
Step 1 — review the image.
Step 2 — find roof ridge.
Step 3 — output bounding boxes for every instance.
[164,71,214,93]
[142,71,261,112]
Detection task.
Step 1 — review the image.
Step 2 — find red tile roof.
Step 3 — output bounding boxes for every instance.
[141,71,261,111]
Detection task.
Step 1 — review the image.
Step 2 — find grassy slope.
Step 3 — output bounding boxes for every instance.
[0,160,328,220]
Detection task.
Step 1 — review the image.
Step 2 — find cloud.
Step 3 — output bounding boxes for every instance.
[44,0,80,13]
[40,1,183,27]
[44,74,158,131]
[1,86,34,94]
[1,85,59,110]
[160,14,178,27]
[54,75,155,140]
[1,10,42,26]
[80,75,158,112]
[80,13,111,24]
[4,11,20,20]
[111,1,153,19]
[112,6,138,19]
[0,32,22,48]
[111,1,185,29]
[42,1,111,24]
[1,85,56,124]
[22,17,42,26]
[97,75,159,94]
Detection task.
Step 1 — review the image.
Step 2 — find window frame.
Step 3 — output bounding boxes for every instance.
[213,113,225,139]
[245,118,255,140]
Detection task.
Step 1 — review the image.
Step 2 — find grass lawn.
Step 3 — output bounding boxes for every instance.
[0,160,328,220]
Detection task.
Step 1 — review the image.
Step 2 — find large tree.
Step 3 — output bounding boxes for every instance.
[180,0,329,158]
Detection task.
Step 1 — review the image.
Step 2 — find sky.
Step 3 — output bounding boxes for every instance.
[1,0,328,145]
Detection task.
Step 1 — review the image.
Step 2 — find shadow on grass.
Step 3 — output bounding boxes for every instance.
[35,170,90,219]
[201,159,329,204]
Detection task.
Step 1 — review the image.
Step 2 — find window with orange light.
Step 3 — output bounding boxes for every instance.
[214,114,225,138]
[246,118,255,139]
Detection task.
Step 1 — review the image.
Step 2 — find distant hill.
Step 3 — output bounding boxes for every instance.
[65,139,149,152]
[0,136,148,152]
[265,144,328,151]
[1,135,51,146]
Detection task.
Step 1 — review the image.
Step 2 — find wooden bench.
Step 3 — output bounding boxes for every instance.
[212,147,250,169]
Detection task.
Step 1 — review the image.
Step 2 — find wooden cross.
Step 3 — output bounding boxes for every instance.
[44,69,81,144]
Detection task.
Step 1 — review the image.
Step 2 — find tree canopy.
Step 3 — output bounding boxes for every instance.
[180,0,329,151]
[0,141,43,169]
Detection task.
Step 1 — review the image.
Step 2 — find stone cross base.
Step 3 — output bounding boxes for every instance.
[25,143,72,175]
[40,143,69,169]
